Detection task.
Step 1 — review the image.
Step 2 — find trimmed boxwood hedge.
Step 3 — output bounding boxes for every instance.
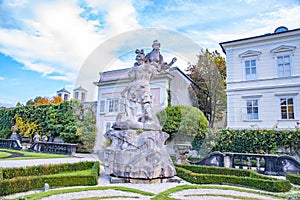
[0,161,99,196]
[286,174,300,185]
[175,164,291,192]
[1,161,96,179]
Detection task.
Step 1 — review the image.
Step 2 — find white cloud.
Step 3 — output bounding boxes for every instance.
[85,0,140,35]
[0,77,5,80]
[0,0,143,84]
[0,98,13,107]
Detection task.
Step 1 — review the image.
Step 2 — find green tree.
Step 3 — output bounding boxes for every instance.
[157,105,208,141]
[187,49,226,128]
[76,104,97,148]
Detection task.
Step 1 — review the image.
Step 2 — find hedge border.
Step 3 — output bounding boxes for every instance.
[2,161,96,179]
[286,174,300,185]
[0,161,99,196]
[175,164,291,192]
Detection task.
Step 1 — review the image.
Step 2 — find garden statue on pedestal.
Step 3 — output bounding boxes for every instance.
[99,40,177,182]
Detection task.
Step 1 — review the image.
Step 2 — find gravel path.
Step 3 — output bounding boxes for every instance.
[170,188,276,200]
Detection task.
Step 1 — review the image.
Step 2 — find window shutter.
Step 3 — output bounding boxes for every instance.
[120,98,126,112]
[99,99,106,113]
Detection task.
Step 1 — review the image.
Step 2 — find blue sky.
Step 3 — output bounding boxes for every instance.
[1,0,300,107]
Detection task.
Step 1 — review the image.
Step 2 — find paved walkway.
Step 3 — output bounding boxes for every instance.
[0,153,98,168]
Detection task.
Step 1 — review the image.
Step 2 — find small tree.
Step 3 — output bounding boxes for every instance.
[187,49,226,128]
[157,105,208,141]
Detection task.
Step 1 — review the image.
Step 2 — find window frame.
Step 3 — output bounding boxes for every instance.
[244,59,257,80]
[279,96,295,120]
[245,99,260,121]
[276,53,292,78]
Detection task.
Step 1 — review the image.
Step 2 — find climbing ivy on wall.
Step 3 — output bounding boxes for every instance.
[0,100,95,145]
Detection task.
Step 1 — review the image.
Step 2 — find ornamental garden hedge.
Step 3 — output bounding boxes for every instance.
[0,161,99,196]
[175,164,292,192]
[192,128,300,156]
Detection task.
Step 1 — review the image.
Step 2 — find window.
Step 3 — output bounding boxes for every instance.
[74,92,79,100]
[277,55,291,77]
[246,99,259,120]
[107,98,125,113]
[280,97,294,119]
[81,92,86,102]
[270,45,296,78]
[99,100,106,113]
[63,94,68,101]
[245,59,256,80]
[108,99,119,113]
[105,121,114,132]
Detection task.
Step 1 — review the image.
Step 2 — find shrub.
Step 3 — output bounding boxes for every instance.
[286,174,300,185]
[175,164,291,192]
[191,128,300,155]
[2,161,95,179]
[0,161,99,196]
[157,105,208,140]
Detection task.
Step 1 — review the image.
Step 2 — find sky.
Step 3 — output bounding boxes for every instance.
[1,0,300,107]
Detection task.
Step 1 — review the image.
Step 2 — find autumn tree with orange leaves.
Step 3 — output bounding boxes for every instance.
[187,49,226,128]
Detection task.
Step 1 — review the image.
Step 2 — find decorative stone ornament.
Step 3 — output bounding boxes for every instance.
[99,40,177,182]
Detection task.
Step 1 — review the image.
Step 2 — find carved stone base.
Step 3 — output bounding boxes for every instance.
[99,129,176,180]
[110,176,181,184]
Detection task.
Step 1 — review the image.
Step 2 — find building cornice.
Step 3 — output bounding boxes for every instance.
[219,27,300,54]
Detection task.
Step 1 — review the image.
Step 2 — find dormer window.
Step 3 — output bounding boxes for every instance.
[270,45,296,78]
[239,50,261,81]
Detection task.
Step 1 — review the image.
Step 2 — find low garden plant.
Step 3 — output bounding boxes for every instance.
[0,161,99,196]
[175,164,292,192]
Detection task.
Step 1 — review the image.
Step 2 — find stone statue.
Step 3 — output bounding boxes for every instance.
[33,132,41,143]
[42,134,48,142]
[99,40,177,182]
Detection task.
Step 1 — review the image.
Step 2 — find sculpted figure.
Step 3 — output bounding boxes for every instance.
[119,41,177,126]
[101,40,177,180]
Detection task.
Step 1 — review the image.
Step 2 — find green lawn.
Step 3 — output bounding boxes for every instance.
[0,151,11,158]
[0,148,70,160]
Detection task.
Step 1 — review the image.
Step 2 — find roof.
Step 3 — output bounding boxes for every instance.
[94,66,200,89]
[73,86,87,92]
[57,88,70,94]
[219,27,300,54]
[170,67,200,90]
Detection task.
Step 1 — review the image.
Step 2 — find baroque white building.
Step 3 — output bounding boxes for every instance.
[93,67,197,151]
[220,26,300,129]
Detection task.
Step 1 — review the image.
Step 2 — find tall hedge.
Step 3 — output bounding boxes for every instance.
[0,101,80,143]
[192,129,300,155]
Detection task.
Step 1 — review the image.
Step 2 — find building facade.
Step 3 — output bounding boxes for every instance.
[56,88,70,101]
[73,86,87,103]
[220,27,300,129]
[93,67,197,151]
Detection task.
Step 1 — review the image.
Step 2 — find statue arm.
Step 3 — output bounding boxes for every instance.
[161,57,177,71]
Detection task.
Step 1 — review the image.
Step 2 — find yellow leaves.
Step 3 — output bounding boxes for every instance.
[13,115,39,137]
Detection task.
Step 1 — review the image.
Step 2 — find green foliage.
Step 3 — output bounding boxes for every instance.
[157,105,208,140]
[0,161,99,196]
[175,164,292,192]
[212,129,300,155]
[187,49,226,127]
[0,100,96,145]
[75,105,97,147]
[286,174,300,186]
[192,128,219,157]
[0,107,15,139]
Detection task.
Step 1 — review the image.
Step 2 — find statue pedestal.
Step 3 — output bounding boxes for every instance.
[99,129,176,180]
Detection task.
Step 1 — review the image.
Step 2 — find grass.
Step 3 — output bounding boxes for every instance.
[0,151,11,158]
[0,148,69,160]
